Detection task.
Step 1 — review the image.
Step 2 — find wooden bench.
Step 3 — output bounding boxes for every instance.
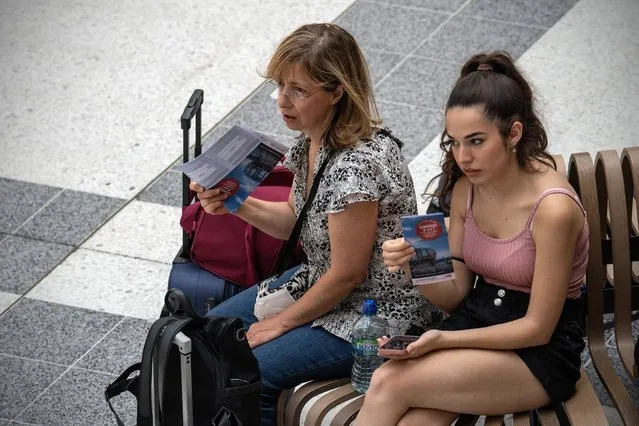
[277,151,639,426]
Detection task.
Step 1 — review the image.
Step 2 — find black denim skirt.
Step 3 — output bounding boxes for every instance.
[437,277,586,404]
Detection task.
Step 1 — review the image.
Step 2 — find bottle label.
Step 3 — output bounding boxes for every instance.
[353,338,379,356]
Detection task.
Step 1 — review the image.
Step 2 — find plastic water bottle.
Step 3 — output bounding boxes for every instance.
[351,299,388,393]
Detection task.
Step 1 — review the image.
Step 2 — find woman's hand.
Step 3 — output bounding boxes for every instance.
[377,329,443,360]
[246,316,289,349]
[381,238,414,275]
[189,181,229,215]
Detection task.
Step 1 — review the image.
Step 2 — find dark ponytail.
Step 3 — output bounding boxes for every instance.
[431,51,555,211]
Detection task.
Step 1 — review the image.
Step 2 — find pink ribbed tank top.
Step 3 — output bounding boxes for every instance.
[463,186,589,299]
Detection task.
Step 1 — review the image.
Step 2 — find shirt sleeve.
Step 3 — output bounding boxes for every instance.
[326,147,388,214]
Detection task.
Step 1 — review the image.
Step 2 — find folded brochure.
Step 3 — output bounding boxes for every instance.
[175,125,288,212]
[401,212,455,285]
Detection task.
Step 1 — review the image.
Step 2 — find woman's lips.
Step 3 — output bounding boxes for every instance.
[463,168,480,176]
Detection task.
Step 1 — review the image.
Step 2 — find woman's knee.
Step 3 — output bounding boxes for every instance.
[367,360,405,396]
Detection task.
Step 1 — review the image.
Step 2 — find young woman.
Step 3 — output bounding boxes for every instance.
[190,23,440,425]
[356,51,588,425]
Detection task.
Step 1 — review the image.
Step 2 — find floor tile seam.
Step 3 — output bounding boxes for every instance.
[377,99,446,111]
[455,14,550,31]
[402,54,459,66]
[0,352,70,369]
[360,0,456,15]
[79,245,174,265]
[12,316,128,420]
[8,188,65,236]
[373,0,474,89]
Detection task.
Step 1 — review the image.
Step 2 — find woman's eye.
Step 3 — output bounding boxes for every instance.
[470,138,483,145]
[292,87,307,96]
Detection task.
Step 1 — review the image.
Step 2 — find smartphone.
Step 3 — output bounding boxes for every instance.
[377,335,419,356]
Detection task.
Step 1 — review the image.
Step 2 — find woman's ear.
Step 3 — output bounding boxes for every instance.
[329,85,344,105]
[509,121,523,148]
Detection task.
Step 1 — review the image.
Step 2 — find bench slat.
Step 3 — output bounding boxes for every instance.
[284,378,349,426]
[330,394,364,426]
[305,383,358,426]
[556,369,608,426]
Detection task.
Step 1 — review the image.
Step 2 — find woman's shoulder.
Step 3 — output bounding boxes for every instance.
[533,167,580,199]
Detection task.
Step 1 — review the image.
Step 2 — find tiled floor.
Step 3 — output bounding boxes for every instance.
[0,0,638,425]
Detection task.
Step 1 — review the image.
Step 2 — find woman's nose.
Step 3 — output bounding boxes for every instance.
[278,90,293,108]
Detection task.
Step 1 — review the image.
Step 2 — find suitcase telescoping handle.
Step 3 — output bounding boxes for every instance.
[180,89,204,256]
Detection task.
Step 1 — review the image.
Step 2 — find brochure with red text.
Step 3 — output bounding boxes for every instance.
[401,212,455,285]
[175,125,288,212]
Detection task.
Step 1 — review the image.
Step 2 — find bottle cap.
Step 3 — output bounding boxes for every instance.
[362,299,377,315]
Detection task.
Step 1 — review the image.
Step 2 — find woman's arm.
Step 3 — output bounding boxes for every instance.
[277,200,379,328]
[411,178,476,312]
[436,193,585,351]
[233,188,297,240]
[246,200,379,348]
[190,181,297,240]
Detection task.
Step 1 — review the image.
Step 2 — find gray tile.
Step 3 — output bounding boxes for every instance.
[0,298,122,365]
[77,317,151,375]
[376,57,458,109]
[0,421,10,425]
[0,178,60,234]
[368,0,466,13]
[378,101,443,162]
[0,233,6,243]
[219,84,298,138]
[137,169,183,207]
[460,0,578,28]
[336,2,449,54]
[0,235,74,294]
[0,355,66,420]
[14,190,126,246]
[414,16,546,64]
[17,368,136,426]
[365,49,404,84]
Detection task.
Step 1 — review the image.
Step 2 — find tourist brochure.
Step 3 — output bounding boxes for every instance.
[401,212,455,285]
[175,125,288,212]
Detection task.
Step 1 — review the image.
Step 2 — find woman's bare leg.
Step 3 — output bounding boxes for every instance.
[355,348,550,425]
[397,408,458,426]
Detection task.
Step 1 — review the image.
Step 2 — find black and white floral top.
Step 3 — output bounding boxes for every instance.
[283,129,442,342]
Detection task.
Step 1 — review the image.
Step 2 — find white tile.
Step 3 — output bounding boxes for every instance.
[83,200,182,264]
[0,291,20,314]
[27,249,170,320]
[408,136,443,214]
[517,0,639,156]
[0,0,355,199]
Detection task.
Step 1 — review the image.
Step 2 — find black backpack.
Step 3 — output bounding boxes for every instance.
[105,289,261,426]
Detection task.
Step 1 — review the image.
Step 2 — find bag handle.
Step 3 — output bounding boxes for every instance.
[273,152,331,276]
[180,89,204,257]
[104,362,142,426]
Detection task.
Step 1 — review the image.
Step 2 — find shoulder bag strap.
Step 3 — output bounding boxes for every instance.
[273,152,332,276]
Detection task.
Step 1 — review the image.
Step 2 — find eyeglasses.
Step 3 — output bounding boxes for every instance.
[268,81,324,103]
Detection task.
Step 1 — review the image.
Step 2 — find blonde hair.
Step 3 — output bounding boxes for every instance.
[264,23,380,150]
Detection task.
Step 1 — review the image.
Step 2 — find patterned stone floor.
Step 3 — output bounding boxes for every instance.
[0,0,637,424]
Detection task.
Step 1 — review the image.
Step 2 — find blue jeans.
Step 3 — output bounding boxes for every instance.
[207,266,354,426]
